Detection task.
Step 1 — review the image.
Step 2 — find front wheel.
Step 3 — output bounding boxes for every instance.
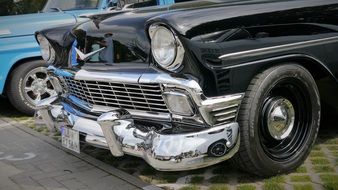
[7,60,56,115]
[232,64,320,176]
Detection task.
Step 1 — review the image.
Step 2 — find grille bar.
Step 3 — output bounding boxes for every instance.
[64,77,169,113]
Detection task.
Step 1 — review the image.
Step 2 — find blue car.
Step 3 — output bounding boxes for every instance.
[0,0,114,115]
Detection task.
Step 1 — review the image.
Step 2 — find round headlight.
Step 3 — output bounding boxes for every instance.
[37,34,55,64]
[150,25,182,71]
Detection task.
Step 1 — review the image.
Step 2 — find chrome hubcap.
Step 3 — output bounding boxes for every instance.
[266,98,295,140]
[23,67,56,105]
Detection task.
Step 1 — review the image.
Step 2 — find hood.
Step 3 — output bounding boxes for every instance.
[70,0,321,65]
[0,12,77,38]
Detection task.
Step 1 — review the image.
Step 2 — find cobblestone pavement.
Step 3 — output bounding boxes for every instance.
[0,116,159,190]
[0,97,337,190]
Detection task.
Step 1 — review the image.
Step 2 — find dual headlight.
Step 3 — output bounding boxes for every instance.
[36,34,56,64]
[149,24,184,72]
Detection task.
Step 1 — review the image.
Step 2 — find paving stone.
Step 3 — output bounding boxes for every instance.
[59,179,87,189]
[0,117,145,190]
[37,178,67,190]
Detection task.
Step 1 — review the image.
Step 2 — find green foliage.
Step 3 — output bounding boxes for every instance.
[237,184,256,190]
[311,158,330,165]
[0,0,47,16]
[320,174,338,190]
[313,165,335,173]
[293,184,314,190]
[180,185,200,190]
[208,184,229,190]
[290,175,311,182]
[263,176,285,183]
[263,183,284,190]
[295,166,307,173]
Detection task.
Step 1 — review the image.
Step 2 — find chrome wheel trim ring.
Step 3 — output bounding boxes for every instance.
[22,67,56,106]
[266,97,295,140]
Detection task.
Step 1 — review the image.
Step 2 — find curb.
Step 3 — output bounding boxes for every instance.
[2,117,162,190]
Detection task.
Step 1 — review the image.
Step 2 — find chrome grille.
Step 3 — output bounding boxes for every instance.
[210,104,239,124]
[63,77,169,113]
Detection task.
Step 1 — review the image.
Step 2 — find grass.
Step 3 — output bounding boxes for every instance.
[209,175,228,183]
[310,151,325,157]
[208,184,229,190]
[320,174,338,190]
[326,146,338,151]
[295,166,307,173]
[293,184,314,190]
[332,151,338,157]
[190,176,204,184]
[313,165,335,173]
[180,185,200,190]
[262,176,285,190]
[262,183,284,190]
[312,145,321,151]
[310,158,330,165]
[263,176,285,183]
[290,175,311,182]
[237,184,256,190]
[324,139,338,145]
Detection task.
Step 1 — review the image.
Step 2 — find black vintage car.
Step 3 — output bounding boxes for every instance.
[35,0,338,176]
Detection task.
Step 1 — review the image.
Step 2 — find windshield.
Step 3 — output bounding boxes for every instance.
[42,0,100,12]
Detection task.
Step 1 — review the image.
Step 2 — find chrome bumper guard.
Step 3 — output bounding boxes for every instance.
[36,66,242,171]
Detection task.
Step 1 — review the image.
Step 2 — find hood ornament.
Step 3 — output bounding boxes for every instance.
[75,47,105,62]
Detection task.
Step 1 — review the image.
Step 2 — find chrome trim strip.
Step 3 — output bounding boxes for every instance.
[218,53,335,80]
[218,36,338,60]
[75,69,141,83]
[0,29,11,36]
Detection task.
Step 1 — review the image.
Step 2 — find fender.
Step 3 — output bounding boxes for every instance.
[0,35,41,94]
[224,53,338,95]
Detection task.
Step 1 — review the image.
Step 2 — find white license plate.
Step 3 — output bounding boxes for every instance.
[61,127,80,153]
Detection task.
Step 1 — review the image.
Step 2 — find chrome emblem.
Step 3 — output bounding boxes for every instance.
[75,47,105,62]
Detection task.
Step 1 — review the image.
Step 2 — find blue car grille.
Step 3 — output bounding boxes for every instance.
[63,77,169,113]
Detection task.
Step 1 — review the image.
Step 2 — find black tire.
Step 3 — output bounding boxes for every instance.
[232,64,320,176]
[7,60,53,115]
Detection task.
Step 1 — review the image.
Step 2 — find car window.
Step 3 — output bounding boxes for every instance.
[42,0,100,12]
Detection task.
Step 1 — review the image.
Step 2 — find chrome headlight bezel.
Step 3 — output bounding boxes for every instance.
[149,24,185,72]
[36,34,56,64]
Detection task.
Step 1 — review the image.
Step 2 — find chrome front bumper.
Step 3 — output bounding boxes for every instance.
[36,66,243,171]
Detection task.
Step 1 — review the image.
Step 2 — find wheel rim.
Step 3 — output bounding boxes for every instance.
[266,97,295,140]
[22,67,56,106]
[260,78,312,161]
